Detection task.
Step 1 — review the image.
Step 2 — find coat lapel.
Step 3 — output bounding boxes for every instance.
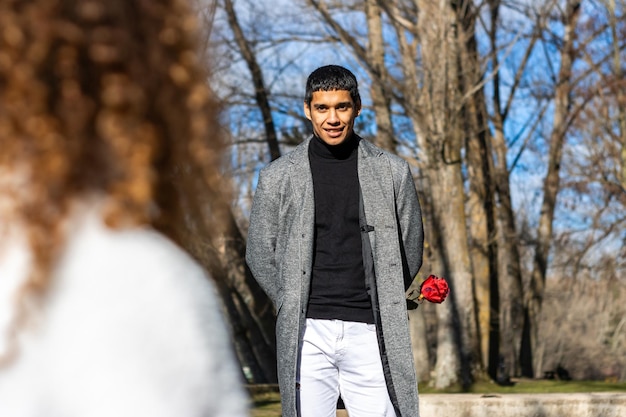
[288,138,315,304]
[289,138,315,240]
[357,139,395,254]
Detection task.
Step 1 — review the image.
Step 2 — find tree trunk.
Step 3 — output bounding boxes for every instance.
[416,0,482,387]
[409,301,431,383]
[486,0,536,379]
[493,124,524,379]
[219,0,288,383]
[525,0,581,378]
[410,175,440,383]
[421,171,462,388]
[223,0,281,161]
[365,0,395,152]
[454,0,498,378]
[216,210,278,382]
[608,0,626,191]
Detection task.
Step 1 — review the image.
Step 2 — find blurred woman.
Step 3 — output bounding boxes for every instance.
[0,0,248,416]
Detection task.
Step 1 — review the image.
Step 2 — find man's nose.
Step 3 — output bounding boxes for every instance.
[327,109,339,123]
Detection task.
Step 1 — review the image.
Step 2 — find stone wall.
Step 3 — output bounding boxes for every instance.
[418,392,626,417]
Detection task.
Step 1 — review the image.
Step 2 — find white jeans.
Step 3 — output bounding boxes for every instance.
[296,318,396,417]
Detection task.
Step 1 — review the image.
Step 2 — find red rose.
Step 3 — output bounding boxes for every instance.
[418,275,449,303]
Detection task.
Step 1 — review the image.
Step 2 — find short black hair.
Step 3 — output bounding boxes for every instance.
[304,65,361,107]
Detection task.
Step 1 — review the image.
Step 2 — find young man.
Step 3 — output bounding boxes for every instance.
[246,65,423,417]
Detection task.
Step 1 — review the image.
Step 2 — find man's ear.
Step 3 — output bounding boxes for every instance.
[303,101,312,120]
[356,101,362,116]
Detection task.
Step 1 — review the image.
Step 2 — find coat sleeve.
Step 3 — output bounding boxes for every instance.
[245,169,280,305]
[395,161,424,290]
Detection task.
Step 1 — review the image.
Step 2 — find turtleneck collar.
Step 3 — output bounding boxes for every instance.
[309,134,359,160]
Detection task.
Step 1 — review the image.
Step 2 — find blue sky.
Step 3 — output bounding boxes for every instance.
[209,0,625,270]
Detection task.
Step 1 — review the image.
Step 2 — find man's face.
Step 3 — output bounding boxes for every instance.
[304,89,361,146]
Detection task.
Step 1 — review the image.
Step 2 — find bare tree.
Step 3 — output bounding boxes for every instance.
[192,0,282,383]
[223,0,281,161]
[450,0,500,380]
[537,0,626,382]
[538,267,626,381]
[526,0,582,377]
[365,0,396,151]
[605,0,626,192]
[415,0,483,387]
[484,0,545,379]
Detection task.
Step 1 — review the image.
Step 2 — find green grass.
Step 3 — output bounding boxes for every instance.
[418,378,626,394]
[250,380,626,417]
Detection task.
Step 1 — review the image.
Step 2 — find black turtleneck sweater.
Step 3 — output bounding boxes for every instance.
[307,135,374,324]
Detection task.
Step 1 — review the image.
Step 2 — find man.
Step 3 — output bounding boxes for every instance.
[246,65,423,417]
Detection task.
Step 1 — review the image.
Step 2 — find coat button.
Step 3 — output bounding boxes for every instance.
[302,270,306,275]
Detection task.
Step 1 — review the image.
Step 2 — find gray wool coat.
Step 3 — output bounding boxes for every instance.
[245,136,424,417]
